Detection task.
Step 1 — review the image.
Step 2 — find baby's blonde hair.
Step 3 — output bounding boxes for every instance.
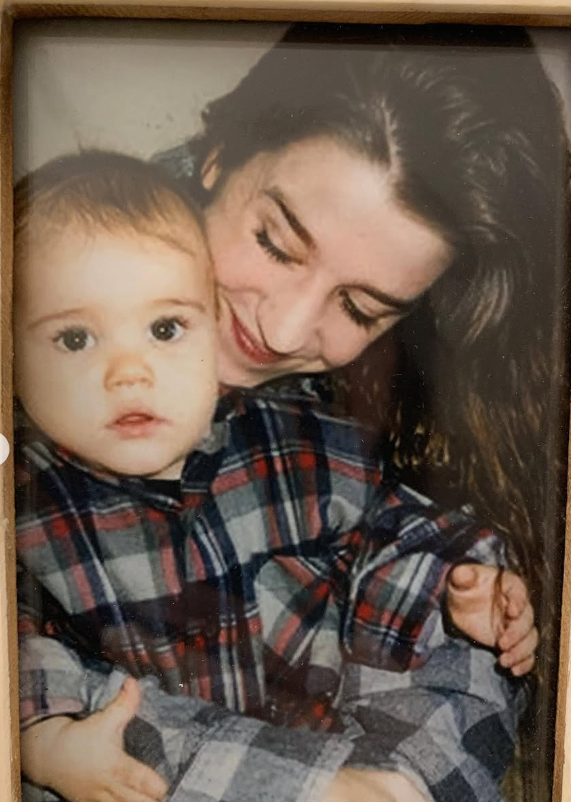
[14,149,213,299]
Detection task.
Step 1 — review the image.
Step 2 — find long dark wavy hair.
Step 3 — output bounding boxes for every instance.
[178,24,570,798]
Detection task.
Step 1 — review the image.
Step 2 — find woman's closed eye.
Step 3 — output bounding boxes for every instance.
[53,326,96,353]
[256,224,396,331]
[255,227,295,265]
[339,290,382,330]
[149,316,188,343]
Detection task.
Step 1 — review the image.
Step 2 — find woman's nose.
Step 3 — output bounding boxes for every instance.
[104,351,154,391]
[257,278,325,356]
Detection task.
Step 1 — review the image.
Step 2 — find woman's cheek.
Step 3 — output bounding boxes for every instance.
[321,336,363,369]
[213,239,269,291]
[318,316,366,365]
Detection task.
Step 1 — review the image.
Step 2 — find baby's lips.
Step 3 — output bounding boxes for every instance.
[114,412,156,425]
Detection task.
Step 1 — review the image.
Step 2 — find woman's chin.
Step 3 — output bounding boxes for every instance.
[216,354,273,389]
[216,350,326,389]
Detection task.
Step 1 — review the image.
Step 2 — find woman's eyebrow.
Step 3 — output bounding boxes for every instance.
[264,188,314,248]
[263,188,418,314]
[352,284,419,314]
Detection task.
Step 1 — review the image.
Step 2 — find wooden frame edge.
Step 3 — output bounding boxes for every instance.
[0,4,18,802]
[6,0,571,27]
[554,433,571,802]
[1,5,571,802]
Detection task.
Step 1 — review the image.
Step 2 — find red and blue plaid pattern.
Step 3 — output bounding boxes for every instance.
[17,392,502,728]
[17,391,515,802]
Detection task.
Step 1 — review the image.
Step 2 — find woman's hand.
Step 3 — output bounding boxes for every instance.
[446,564,538,676]
[20,677,168,802]
[325,768,430,802]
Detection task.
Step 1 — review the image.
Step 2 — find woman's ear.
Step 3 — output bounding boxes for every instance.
[200,148,222,191]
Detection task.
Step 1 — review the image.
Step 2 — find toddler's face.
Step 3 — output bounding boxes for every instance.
[15,229,218,479]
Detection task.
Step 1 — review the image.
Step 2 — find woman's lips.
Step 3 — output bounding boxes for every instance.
[108,412,166,439]
[229,308,282,366]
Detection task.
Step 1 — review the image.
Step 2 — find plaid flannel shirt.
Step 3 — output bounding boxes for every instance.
[17,391,521,802]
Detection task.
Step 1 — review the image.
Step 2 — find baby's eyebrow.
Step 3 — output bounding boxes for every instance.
[27,307,87,330]
[27,299,209,331]
[151,298,208,315]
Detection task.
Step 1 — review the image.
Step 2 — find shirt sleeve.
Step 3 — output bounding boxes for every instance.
[18,562,108,729]
[18,632,113,729]
[338,626,528,802]
[19,633,353,802]
[339,480,506,671]
[20,631,524,802]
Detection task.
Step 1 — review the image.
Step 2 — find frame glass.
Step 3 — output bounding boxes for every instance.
[2,5,571,802]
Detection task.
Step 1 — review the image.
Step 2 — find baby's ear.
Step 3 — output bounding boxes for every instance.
[200,148,222,191]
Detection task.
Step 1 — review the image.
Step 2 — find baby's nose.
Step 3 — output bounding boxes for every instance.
[104,352,154,390]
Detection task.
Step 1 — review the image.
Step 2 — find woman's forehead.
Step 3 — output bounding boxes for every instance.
[225,136,451,302]
[240,136,394,218]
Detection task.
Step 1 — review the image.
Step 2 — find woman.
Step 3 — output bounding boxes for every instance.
[159,21,567,579]
[157,21,568,800]
[19,22,568,802]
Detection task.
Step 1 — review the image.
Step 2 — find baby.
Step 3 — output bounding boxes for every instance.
[14,151,535,802]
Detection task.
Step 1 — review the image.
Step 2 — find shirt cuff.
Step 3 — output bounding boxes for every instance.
[168,715,353,802]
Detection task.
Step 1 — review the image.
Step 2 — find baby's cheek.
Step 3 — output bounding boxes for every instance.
[18,358,59,411]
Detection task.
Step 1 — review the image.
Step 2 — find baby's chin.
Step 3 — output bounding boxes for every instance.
[77,446,187,481]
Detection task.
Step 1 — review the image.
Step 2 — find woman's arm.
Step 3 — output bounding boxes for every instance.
[339,632,526,802]
[337,475,534,672]
[256,397,526,673]
[22,629,521,802]
[20,637,429,802]
[19,634,353,802]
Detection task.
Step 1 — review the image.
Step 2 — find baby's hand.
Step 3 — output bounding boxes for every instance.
[446,564,538,676]
[21,677,168,802]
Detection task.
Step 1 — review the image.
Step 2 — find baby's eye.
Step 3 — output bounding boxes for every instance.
[53,327,96,352]
[150,317,186,343]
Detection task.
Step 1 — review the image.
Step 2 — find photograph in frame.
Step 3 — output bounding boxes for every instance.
[2,7,571,802]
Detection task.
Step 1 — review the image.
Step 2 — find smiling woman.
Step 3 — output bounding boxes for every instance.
[151,21,571,800]
[163,21,568,594]
[202,136,451,387]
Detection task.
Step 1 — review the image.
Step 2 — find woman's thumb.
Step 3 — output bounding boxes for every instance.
[100,676,141,735]
[448,563,478,593]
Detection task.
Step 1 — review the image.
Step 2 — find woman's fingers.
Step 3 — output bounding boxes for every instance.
[90,792,114,802]
[496,571,538,676]
[500,572,529,619]
[510,655,536,677]
[325,768,430,802]
[446,564,538,675]
[497,603,534,652]
[109,785,164,802]
[117,755,168,800]
[498,625,538,674]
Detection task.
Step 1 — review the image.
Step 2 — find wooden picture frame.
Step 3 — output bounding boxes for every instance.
[1,4,571,802]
